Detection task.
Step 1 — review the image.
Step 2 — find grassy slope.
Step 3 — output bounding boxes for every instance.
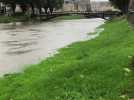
[0,19,134,100]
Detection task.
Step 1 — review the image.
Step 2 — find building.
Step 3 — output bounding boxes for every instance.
[91,1,115,12]
[63,0,116,12]
[78,0,91,11]
[63,0,91,11]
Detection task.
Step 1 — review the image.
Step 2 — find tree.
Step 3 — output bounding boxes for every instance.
[47,0,64,14]
[129,0,134,11]
[127,0,134,25]
[1,0,64,15]
[109,0,130,13]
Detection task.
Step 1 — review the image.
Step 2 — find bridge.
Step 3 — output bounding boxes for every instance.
[39,11,122,20]
[0,9,122,20]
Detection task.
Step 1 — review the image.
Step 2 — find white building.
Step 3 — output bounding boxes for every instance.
[91,1,115,11]
[63,0,91,11]
[63,0,116,12]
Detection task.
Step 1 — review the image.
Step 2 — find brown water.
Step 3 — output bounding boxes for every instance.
[0,18,105,76]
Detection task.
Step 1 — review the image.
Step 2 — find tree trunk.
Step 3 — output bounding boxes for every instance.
[129,0,134,10]
[39,7,42,15]
[44,7,48,14]
[30,3,35,16]
[11,3,16,15]
[121,4,128,14]
[50,7,53,14]
[127,0,134,25]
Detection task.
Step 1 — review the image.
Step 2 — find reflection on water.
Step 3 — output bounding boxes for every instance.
[0,18,105,76]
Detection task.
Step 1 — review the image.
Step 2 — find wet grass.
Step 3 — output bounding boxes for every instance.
[0,18,134,100]
[51,15,86,20]
[0,15,31,23]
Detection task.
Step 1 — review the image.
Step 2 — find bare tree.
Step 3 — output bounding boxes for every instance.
[127,0,134,25]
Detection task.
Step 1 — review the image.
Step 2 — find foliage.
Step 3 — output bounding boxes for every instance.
[51,15,85,20]
[109,0,130,13]
[0,14,30,23]
[1,0,64,15]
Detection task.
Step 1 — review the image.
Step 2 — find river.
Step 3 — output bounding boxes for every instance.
[0,18,105,76]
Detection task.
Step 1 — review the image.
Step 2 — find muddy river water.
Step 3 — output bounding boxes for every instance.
[0,18,105,76]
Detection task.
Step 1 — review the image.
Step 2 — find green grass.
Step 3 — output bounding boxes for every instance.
[0,15,85,23]
[0,15,31,23]
[51,15,86,20]
[0,18,134,100]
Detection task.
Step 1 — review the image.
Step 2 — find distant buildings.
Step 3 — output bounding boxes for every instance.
[63,0,91,11]
[78,0,91,11]
[63,0,116,12]
[91,1,116,11]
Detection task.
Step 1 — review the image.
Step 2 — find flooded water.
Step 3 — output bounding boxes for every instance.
[0,18,105,76]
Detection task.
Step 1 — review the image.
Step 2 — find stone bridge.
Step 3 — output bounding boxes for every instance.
[39,11,122,20]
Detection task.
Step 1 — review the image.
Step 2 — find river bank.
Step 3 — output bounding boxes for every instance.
[0,15,30,23]
[0,15,85,23]
[0,18,134,99]
[0,18,104,76]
